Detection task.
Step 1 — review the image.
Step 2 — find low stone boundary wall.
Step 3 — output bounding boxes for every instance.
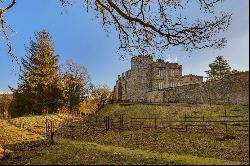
[147,71,249,105]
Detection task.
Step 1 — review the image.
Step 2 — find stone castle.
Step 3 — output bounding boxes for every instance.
[113,55,203,102]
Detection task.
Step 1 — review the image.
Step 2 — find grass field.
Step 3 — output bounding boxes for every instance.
[26,138,241,165]
[98,103,249,120]
[7,114,67,135]
[0,119,43,146]
[0,103,249,165]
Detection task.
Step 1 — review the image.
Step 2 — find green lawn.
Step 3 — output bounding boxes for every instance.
[1,104,248,165]
[98,104,249,121]
[28,139,240,165]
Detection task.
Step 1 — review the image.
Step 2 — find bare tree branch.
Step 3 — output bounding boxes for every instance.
[0,0,232,61]
[0,0,16,61]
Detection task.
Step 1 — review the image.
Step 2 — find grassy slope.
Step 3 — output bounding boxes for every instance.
[8,114,65,130]
[1,104,248,164]
[56,103,248,164]
[98,103,249,120]
[64,129,248,163]
[28,139,240,165]
[0,119,43,146]
[1,114,67,146]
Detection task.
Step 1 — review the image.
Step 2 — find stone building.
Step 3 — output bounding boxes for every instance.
[113,56,248,104]
[113,55,185,102]
[182,74,203,86]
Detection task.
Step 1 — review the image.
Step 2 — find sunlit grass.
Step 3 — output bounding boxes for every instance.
[29,139,241,165]
[0,119,43,146]
[99,104,248,121]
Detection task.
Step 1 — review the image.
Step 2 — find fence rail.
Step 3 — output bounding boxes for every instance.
[88,112,249,134]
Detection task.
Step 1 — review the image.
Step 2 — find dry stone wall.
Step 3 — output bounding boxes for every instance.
[162,71,249,105]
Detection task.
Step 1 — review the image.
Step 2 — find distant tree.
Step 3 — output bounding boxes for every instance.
[1,0,231,60]
[0,94,13,118]
[10,30,62,116]
[91,85,111,111]
[205,56,231,80]
[61,59,91,114]
[231,69,241,74]
[79,98,98,115]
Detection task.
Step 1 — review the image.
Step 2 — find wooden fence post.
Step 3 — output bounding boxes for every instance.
[105,116,110,130]
[45,119,48,138]
[154,116,157,130]
[50,121,53,141]
[225,120,228,134]
[120,114,124,129]
[184,113,187,132]
[110,116,112,129]
[105,116,107,130]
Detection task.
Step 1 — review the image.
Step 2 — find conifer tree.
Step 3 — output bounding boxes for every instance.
[205,56,231,80]
[11,30,62,116]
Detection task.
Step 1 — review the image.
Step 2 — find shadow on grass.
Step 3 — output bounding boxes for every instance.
[0,139,54,165]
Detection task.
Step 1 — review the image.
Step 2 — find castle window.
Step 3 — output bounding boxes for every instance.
[157,68,163,76]
[169,70,175,76]
[158,82,163,89]
[171,82,175,87]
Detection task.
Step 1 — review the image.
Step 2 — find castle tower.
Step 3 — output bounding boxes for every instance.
[128,55,154,102]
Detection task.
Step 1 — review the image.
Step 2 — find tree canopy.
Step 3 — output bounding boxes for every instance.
[10,30,62,116]
[61,59,91,113]
[1,0,231,59]
[205,55,231,80]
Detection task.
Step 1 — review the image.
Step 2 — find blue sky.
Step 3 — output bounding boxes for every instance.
[0,0,249,92]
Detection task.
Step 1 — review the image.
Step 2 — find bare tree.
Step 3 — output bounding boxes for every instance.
[1,0,231,59]
[60,59,91,113]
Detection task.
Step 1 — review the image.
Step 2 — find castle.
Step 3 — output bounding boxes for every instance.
[113,55,203,102]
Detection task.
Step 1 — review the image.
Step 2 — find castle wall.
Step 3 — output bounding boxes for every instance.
[113,56,247,105]
[147,90,164,103]
[182,75,203,86]
[128,56,154,102]
[152,62,182,91]
[163,71,249,105]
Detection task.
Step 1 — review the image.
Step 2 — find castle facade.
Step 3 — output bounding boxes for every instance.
[113,55,203,102]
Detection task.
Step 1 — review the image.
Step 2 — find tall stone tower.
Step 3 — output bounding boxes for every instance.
[128,55,154,102]
[113,55,184,103]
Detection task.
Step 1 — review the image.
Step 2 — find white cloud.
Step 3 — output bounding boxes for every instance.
[164,54,178,63]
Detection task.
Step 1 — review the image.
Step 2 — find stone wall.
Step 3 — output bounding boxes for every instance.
[162,71,249,105]
[182,74,203,86]
[147,90,164,103]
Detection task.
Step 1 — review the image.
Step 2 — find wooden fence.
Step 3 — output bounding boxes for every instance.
[88,112,249,134]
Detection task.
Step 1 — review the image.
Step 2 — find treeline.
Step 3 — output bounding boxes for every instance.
[1,30,112,118]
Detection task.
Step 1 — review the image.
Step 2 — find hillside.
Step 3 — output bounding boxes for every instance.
[0,104,249,165]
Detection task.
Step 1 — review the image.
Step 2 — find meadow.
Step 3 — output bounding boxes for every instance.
[0,103,249,165]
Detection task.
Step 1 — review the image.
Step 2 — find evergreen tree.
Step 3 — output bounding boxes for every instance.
[205,56,231,80]
[11,30,62,116]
